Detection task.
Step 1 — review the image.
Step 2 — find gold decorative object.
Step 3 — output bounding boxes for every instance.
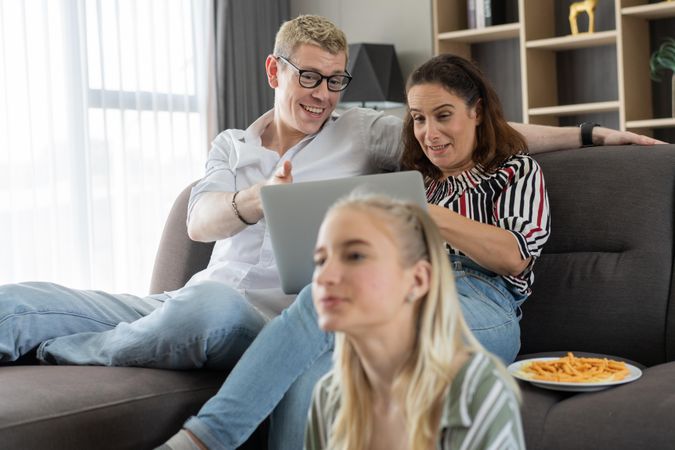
[569,0,598,35]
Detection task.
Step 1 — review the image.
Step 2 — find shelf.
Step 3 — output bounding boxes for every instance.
[621,2,675,20]
[526,30,617,51]
[625,117,675,129]
[529,101,620,117]
[432,0,672,132]
[437,23,521,44]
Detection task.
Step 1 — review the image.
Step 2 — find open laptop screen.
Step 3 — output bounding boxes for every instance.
[261,171,427,294]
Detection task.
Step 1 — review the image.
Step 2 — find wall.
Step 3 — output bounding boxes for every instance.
[289,0,433,80]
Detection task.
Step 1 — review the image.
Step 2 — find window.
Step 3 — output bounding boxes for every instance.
[0,0,212,294]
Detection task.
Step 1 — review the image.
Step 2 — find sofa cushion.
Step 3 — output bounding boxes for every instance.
[0,366,226,450]
[519,360,675,450]
[524,146,675,366]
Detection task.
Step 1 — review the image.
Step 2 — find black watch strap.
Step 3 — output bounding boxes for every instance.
[579,122,600,147]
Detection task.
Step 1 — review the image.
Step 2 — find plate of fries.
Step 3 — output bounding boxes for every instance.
[507,352,642,392]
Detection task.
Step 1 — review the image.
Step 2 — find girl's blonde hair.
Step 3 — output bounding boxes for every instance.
[322,194,518,450]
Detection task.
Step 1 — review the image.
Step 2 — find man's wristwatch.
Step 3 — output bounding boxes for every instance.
[579,122,600,147]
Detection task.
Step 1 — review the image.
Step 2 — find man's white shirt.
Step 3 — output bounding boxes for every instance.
[183,108,402,316]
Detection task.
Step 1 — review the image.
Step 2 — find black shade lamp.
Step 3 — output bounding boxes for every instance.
[340,43,405,109]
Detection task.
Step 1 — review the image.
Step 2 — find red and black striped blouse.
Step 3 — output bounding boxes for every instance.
[426,154,551,296]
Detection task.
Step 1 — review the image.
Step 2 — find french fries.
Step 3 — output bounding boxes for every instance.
[521,352,630,383]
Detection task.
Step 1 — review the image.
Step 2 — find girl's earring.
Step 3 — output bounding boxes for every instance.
[406,292,415,303]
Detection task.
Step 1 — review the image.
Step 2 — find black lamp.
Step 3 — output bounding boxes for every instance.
[340,43,405,109]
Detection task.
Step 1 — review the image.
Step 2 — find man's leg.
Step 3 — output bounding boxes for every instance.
[37,281,266,369]
[0,281,156,362]
[177,284,333,450]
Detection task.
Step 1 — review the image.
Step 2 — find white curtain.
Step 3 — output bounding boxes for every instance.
[0,0,215,295]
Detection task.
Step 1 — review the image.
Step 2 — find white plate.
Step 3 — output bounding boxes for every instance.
[507,357,643,392]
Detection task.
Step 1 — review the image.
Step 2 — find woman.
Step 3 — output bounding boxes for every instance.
[400,53,550,362]
[305,194,524,450]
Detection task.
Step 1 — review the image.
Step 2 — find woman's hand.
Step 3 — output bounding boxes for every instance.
[596,128,667,146]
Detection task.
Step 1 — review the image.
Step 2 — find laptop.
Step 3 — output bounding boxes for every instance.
[261,171,428,294]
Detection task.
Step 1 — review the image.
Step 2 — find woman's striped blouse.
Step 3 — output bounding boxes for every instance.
[426,154,550,295]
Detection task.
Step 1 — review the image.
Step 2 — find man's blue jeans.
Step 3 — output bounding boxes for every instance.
[185,254,527,450]
[0,281,267,368]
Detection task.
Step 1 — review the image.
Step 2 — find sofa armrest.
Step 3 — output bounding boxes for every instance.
[149,182,214,294]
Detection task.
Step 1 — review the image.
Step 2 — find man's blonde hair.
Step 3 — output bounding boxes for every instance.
[273,15,348,60]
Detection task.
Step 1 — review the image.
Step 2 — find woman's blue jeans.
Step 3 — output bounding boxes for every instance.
[186,254,527,450]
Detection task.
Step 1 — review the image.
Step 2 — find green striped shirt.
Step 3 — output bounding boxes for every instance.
[304,352,525,450]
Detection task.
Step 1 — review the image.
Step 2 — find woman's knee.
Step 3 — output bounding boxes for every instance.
[287,284,319,323]
[472,319,520,364]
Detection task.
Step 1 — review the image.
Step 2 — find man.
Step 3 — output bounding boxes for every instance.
[153,15,663,450]
[0,12,664,450]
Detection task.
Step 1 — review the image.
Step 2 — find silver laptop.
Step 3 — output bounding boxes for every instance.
[261,171,428,294]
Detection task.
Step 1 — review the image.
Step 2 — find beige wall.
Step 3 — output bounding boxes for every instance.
[289,0,433,79]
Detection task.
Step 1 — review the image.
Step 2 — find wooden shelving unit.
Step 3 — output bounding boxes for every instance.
[525,30,617,51]
[622,1,675,19]
[529,101,621,117]
[437,23,521,43]
[432,0,675,135]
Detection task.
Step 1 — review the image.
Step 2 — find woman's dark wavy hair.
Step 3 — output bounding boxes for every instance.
[401,54,527,179]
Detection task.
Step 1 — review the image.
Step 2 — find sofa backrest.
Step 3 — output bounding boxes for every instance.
[523,145,675,366]
[151,146,675,366]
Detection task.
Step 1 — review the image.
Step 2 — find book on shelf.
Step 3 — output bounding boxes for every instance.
[476,0,485,28]
[468,0,506,29]
[467,0,476,29]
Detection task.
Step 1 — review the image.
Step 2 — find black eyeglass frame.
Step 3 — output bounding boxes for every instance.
[275,55,352,92]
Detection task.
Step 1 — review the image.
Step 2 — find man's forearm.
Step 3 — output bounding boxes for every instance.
[187,185,263,242]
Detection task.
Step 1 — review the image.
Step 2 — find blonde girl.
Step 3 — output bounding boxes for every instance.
[305,194,524,450]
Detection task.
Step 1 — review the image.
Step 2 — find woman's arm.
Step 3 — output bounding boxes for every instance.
[428,205,529,277]
[429,157,550,277]
[509,122,666,154]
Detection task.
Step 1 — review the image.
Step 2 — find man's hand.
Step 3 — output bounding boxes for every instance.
[267,160,293,186]
[596,128,668,146]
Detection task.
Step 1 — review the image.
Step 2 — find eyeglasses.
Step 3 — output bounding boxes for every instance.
[275,55,352,92]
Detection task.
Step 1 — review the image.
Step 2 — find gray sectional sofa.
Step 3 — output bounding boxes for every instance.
[1,144,674,449]
[516,144,675,449]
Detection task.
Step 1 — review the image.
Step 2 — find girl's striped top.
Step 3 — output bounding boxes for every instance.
[426,154,550,295]
[304,352,525,450]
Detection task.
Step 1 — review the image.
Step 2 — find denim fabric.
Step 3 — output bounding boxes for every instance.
[184,284,333,450]
[451,254,527,363]
[0,281,267,369]
[0,281,155,362]
[185,256,527,450]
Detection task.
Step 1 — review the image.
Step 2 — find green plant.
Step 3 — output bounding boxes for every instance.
[649,37,675,82]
